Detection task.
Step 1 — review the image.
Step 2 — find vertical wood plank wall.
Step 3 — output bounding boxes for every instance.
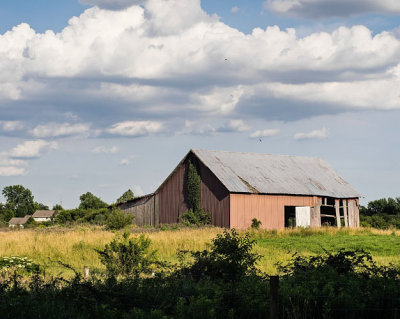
[158,160,230,227]
[121,196,156,226]
[347,199,360,228]
[158,162,188,224]
[200,164,230,228]
[230,194,318,229]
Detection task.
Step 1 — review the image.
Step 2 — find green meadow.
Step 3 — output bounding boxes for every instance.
[1,226,399,277]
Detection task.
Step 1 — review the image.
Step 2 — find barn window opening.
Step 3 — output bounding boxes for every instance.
[284,206,296,227]
[320,197,342,226]
[284,206,311,227]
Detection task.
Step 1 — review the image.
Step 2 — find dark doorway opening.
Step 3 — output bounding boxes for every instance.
[284,206,296,227]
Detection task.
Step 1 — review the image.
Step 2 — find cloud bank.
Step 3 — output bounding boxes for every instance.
[264,0,400,18]
[0,0,399,138]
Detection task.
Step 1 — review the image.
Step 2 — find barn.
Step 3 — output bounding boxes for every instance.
[117,149,360,229]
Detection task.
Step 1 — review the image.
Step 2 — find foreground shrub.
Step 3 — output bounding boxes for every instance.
[278,249,400,318]
[179,229,261,282]
[96,232,158,278]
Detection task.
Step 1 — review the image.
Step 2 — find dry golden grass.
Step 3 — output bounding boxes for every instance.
[0,226,399,277]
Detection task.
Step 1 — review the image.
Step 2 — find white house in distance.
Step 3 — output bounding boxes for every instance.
[32,210,56,223]
[8,215,32,228]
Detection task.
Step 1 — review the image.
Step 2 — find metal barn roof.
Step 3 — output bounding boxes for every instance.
[192,149,360,198]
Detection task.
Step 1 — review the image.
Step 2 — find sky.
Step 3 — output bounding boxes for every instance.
[0,0,399,208]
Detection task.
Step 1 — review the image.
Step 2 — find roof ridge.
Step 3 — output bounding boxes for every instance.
[191,149,323,160]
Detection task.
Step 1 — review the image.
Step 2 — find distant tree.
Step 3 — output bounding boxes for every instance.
[367,197,400,216]
[116,189,135,204]
[0,203,6,225]
[34,202,49,211]
[52,204,64,211]
[79,192,108,210]
[2,185,35,217]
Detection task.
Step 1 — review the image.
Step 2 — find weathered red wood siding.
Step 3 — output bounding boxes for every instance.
[230,194,318,229]
[200,164,230,228]
[157,156,230,227]
[158,162,188,224]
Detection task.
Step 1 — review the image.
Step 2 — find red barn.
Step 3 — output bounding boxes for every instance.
[118,149,360,229]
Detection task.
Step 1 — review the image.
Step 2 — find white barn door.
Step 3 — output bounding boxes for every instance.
[295,206,311,227]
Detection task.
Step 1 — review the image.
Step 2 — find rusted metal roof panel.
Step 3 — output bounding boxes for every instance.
[192,149,360,198]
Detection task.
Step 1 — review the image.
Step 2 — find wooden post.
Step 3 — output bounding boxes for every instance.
[83,266,90,279]
[270,276,279,319]
[335,199,341,228]
[348,200,354,227]
[354,200,360,228]
[343,199,348,227]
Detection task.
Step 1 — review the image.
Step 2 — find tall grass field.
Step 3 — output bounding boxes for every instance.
[1,226,399,277]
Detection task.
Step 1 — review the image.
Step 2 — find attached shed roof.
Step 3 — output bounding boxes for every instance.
[32,210,55,218]
[114,193,154,208]
[192,149,360,198]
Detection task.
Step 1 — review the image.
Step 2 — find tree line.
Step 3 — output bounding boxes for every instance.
[360,197,400,229]
[0,185,135,229]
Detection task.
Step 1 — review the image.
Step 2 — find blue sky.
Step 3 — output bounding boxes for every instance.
[0,0,399,208]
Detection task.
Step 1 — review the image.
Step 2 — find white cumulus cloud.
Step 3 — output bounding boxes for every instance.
[249,129,280,138]
[0,166,25,176]
[218,120,251,132]
[107,121,164,137]
[0,0,399,132]
[0,121,24,132]
[91,146,119,153]
[264,0,400,18]
[9,140,58,158]
[294,126,329,140]
[30,123,90,138]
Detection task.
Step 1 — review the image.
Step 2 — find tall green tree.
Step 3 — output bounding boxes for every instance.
[2,185,35,217]
[116,189,135,204]
[79,192,108,210]
[52,204,64,211]
[34,202,49,210]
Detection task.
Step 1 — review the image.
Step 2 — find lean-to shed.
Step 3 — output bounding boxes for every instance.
[118,149,361,229]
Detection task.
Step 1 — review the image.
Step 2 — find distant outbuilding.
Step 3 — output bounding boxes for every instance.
[32,210,56,223]
[8,215,32,228]
[117,149,361,229]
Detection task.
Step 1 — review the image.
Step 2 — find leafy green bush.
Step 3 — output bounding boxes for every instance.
[0,256,40,274]
[24,216,38,228]
[180,209,211,226]
[105,208,133,230]
[179,229,261,282]
[251,218,262,229]
[55,208,110,226]
[278,249,400,318]
[96,232,157,278]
